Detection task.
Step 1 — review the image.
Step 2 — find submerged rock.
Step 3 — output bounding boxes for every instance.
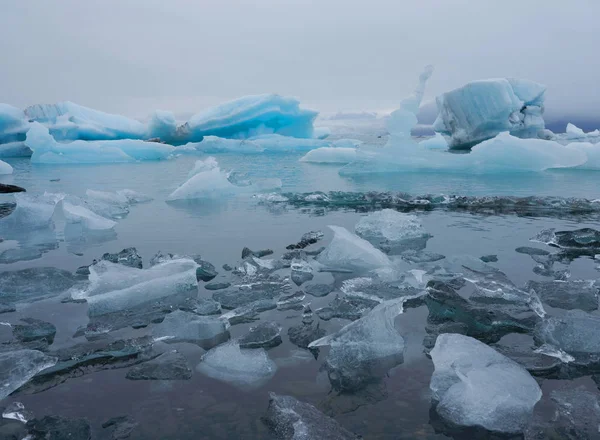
[430,334,541,434]
[264,393,359,440]
[0,183,25,194]
[197,342,277,390]
[239,322,282,349]
[26,416,91,440]
[102,416,138,440]
[315,295,379,321]
[126,350,192,380]
[286,231,324,250]
[479,254,498,263]
[204,281,231,291]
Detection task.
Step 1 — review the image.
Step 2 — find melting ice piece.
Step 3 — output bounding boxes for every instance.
[2,401,33,423]
[0,349,57,400]
[317,225,390,272]
[0,192,63,230]
[265,393,359,440]
[152,310,229,349]
[178,94,318,142]
[299,147,358,164]
[196,342,277,390]
[309,298,410,391]
[430,334,542,434]
[238,321,282,349]
[26,123,174,164]
[115,189,153,204]
[434,78,547,150]
[355,209,431,252]
[176,137,264,154]
[167,162,237,201]
[85,260,198,316]
[126,350,192,381]
[24,101,147,141]
[60,201,117,230]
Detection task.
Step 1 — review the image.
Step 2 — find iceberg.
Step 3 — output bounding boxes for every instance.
[430,334,542,434]
[196,341,277,390]
[0,103,27,144]
[146,110,178,141]
[317,225,391,272]
[247,134,328,152]
[26,122,174,164]
[60,201,117,230]
[300,147,357,164]
[433,78,547,149]
[24,101,146,141]
[564,122,599,142]
[152,310,230,349]
[0,142,32,158]
[176,136,264,154]
[567,141,600,170]
[355,209,431,252]
[177,94,317,143]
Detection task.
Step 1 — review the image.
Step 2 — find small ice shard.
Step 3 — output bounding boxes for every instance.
[565,122,587,139]
[430,334,542,434]
[220,299,277,325]
[26,122,174,164]
[531,228,600,256]
[152,310,229,349]
[277,291,305,311]
[24,101,146,141]
[238,321,282,349]
[525,280,598,311]
[355,209,431,253]
[0,349,57,400]
[418,133,448,150]
[0,192,63,230]
[167,161,237,201]
[434,78,547,150]
[125,350,192,380]
[290,258,314,286]
[341,276,420,303]
[480,254,498,263]
[115,189,153,204]
[85,260,199,317]
[60,201,117,230]
[310,298,410,391]
[179,94,318,142]
[317,225,390,272]
[286,231,324,250]
[212,278,289,310]
[0,267,78,304]
[101,247,143,269]
[196,342,277,390]
[299,147,358,164]
[264,393,359,440]
[533,344,575,363]
[2,402,33,423]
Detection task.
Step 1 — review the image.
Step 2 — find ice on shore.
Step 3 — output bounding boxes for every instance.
[430,333,542,433]
[317,225,391,272]
[355,209,430,252]
[60,201,117,230]
[177,94,317,143]
[434,78,546,149]
[24,101,147,141]
[26,123,174,164]
[565,122,599,141]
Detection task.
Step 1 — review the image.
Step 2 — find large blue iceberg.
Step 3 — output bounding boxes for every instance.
[433,78,547,149]
[0,104,28,144]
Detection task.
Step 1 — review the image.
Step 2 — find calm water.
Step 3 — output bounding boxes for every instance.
[0,152,599,439]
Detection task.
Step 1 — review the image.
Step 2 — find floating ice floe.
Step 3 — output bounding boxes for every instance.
[434,78,547,150]
[0,349,58,400]
[430,333,542,434]
[317,225,391,272]
[26,122,174,164]
[565,122,600,141]
[167,157,281,201]
[196,341,277,390]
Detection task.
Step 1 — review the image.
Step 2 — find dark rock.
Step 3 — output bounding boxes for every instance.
[286,231,324,250]
[196,260,218,282]
[0,183,25,194]
[480,254,498,263]
[26,416,91,440]
[125,350,192,380]
[288,307,325,350]
[204,282,231,291]
[239,322,282,349]
[13,318,56,346]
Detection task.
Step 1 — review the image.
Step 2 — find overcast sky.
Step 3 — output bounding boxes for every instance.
[1,0,599,119]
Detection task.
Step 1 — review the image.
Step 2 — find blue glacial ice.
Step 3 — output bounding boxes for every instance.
[60,201,117,230]
[24,101,147,141]
[175,94,318,143]
[0,104,28,144]
[26,122,174,164]
[433,78,547,149]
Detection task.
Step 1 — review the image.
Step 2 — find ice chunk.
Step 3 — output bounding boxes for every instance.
[146,110,177,141]
[566,122,586,139]
[238,321,282,349]
[0,192,63,230]
[196,342,277,390]
[525,280,598,311]
[126,350,192,380]
[0,349,57,400]
[167,164,237,201]
[24,101,146,141]
[26,122,174,164]
[265,393,359,440]
[85,189,129,206]
[299,147,357,164]
[419,133,448,150]
[186,157,219,178]
[85,260,198,316]
[115,189,153,204]
[434,78,546,149]
[152,310,229,349]
[0,159,13,175]
[315,294,378,321]
[310,298,409,391]
[60,201,117,230]
[355,209,431,252]
[0,103,27,144]
[317,225,390,272]
[430,334,542,434]
[2,401,33,423]
[567,141,600,170]
[179,94,318,142]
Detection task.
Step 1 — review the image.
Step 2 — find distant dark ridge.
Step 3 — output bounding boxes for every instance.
[259,191,600,219]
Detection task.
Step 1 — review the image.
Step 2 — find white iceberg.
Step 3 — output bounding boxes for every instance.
[60,201,117,230]
[300,147,357,164]
[24,101,146,141]
[565,122,600,142]
[0,142,32,158]
[434,78,546,149]
[317,225,391,272]
[566,142,600,170]
[177,94,317,143]
[430,333,542,434]
[196,341,277,390]
[26,122,174,164]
